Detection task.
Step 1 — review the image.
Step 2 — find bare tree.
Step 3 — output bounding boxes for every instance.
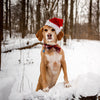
[9,0,11,38]
[64,0,68,45]
[22,0,26,38]
[69,0,74,39]
[97,0,99,40]
[88,0,92,38]
[36,0,41,32]
[62,0,64,19]
[5,0,8,30]
[30,2,33,34]
[26,0,29,31]
[56,0,59,17]
[43,0,59,23]
[0,0,3,71]
[75,0,78,38]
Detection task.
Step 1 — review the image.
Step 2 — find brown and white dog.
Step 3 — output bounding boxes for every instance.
[35,18,70,92]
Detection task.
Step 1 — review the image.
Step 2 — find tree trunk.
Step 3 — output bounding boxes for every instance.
[97,0,99,40]
[64,0,68,45]
[9,0,11,38]
[75,0,78,38]
[36,0,41,32]
[22,0,26,38]
[70,0,74,39]
[19,1,22,32]
[56,0,59,17]
[62,0,64,19]
[0,0,3,71]
[26,0,29,31]
[43,0,59,24]
[30,3,34,34]
[5,0,8,30]
[88,0,92,38]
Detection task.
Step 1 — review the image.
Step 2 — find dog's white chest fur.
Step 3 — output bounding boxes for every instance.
[46,52,62,74]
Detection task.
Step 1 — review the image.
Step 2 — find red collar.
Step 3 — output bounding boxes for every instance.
[44,44,61,52]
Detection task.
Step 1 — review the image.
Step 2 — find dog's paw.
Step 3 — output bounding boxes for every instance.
[65,83,71,88]
[43,87,49,92]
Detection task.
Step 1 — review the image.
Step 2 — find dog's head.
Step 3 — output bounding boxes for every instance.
[36,25,64,45]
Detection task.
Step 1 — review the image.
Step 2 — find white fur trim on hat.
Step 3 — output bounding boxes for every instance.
[45,20,61,34]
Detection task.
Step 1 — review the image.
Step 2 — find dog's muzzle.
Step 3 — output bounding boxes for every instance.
[47,33,52,39]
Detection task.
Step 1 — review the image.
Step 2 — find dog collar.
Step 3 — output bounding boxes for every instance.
[43,44,61,53]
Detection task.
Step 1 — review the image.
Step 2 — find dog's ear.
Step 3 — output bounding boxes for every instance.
[36,28,43,41]
[57,31,64,41]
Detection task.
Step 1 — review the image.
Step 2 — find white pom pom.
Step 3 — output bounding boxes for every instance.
[60,27,63,30]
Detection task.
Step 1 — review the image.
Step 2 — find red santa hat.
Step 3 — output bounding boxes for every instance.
[45,17,63,34]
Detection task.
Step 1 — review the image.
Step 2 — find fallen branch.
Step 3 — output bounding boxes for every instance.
[2,42,43,53]
[79,95,97,100]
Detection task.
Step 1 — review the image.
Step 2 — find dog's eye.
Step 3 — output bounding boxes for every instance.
[51,28,55,31]
[44,29,48,32]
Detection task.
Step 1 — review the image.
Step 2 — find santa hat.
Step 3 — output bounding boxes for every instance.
[45,17,63,34]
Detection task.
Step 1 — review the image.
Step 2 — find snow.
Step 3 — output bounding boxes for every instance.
[2,37,39,52]
[0,38,100,100]
[0,77,15,100]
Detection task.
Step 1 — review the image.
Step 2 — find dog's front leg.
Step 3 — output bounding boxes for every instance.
[61,50,71,88]
[61,59,71,88]
[40,61,49,92]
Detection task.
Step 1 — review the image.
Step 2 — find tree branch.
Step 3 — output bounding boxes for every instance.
[2,42,43,53]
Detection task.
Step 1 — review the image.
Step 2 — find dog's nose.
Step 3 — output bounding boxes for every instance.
[47,34,52,39]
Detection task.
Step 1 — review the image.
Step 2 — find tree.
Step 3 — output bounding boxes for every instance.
[9,0,11,38]
[26,0,29,31]
[5,0,8,30]
[0,0,3,71]
[62,0,64,19]
[22,0,26,38]
[75,0,78,38]
[30,1,35,34]
[97,0,99,40]
[42,0,59,23]
[69,0,74,39]
[36,0,41,32]
[30,2,33,34]
[64,0,68,45]
[88,0,92,38]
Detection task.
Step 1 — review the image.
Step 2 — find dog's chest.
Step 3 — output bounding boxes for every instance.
[46,52,62,74]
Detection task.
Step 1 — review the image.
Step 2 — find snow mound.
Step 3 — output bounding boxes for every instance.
[23,73,100,100]
[2,38,40,52]
[0,77,15,100]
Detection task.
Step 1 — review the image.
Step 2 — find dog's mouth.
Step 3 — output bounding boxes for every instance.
[48,37,52,39]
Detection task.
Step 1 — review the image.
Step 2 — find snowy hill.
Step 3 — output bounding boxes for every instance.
[0,39,100,100]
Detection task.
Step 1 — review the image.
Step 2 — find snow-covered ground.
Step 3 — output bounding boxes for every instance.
[0,38,100,100]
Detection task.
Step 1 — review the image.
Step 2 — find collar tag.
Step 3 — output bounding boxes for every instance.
[43,49,45,53]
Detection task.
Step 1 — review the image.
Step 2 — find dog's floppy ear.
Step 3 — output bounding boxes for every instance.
[57,31,64,41]
[36,28,43,41]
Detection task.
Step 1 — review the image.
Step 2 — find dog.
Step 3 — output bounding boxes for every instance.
[35,18,70,92]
